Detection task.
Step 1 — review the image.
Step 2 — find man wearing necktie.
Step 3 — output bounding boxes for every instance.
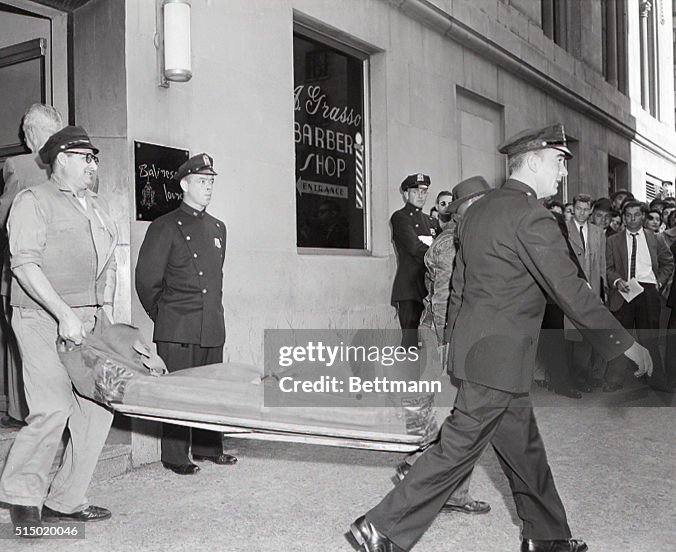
[605,200,675,392]
[565,194,607,391]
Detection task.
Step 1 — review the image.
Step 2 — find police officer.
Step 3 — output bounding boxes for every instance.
[390,173,436,348]
[351,124,653,552]
[0,104,63,427]
[136,153,237,475]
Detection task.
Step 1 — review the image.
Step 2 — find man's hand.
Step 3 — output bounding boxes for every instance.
[418,235,433,246]
[616,279,631,293]
[623,342,653,378]
[58,309,87,345]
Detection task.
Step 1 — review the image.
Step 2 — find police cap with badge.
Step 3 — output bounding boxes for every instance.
[39,125,99,165]
[400,173,431,192]
[498,123,573,160]
[174,153,218,182]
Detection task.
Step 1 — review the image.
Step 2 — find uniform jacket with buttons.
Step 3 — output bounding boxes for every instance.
[135,202,226,347]
[447,179,633,394]
[390,202,436,303]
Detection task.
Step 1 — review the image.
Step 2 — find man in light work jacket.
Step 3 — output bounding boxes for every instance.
[349,123,653,552]
[0,126,116,534]
[136,153,237,475]
[391,173,436,348]
[0,103,63,427]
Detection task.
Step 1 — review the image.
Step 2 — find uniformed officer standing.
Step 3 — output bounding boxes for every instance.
[135,153,237,475]
[391,174,436,348]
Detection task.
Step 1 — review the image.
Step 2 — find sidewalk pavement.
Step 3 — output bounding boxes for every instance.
[1,404,674,551]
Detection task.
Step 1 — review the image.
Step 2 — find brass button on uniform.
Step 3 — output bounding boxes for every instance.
[202,289,207,294]
[199,271,204,276]
[186,236,191,241]
[193,253,198,258]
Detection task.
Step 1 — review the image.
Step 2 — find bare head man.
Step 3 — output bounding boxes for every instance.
[22,104,63,153]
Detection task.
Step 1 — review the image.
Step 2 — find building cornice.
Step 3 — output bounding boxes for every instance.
[391,0,676,163]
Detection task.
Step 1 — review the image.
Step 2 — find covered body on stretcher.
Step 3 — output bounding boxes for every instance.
[59,323,454,452]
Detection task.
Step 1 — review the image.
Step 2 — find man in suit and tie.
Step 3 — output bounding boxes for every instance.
[604,200,675,392]
[566,193,606,391]
[390,174,436,349]
[0,103,63,427]
[349,123,653,552]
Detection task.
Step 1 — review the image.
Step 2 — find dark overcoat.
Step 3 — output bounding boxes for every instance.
[447,179,633,394]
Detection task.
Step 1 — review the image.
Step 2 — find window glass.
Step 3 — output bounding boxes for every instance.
[293,32,367,250]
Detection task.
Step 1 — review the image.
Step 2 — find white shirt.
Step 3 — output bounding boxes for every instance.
[624,228,656,285]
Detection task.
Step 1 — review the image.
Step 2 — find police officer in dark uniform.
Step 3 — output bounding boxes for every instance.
[351,124,653,552]
[391,173,436,348]
[136,153,237,475]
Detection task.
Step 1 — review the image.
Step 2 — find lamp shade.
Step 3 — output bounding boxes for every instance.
[163,0,191,82]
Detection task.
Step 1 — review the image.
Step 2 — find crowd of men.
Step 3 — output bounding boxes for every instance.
[390,171,676,400]
[542,191,676,395]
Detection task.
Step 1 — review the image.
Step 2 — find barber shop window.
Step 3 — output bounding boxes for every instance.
[293,27,369,251]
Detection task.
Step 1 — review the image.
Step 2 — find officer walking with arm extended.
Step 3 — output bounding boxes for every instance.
[135,153,237,475]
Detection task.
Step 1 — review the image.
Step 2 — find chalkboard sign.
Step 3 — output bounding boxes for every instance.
[134,141,189,221]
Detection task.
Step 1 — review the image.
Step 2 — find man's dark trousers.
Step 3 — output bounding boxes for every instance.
[605,285,669,388]
[398,300,424,348]
[365,380,571,551]
[157,342,223,465]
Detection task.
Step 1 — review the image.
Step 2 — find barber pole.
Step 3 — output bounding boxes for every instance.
[355,132,364,209]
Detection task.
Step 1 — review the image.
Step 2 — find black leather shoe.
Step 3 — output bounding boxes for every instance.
[602,382,623,393]
[162,461,200,474]
[552,386,583,399]
[521,538,588,552]
[441,500,491,515]
[42,505,111,522]
[9,505,43,537]
[348,516,404,552]
[192,453,238,465]
[395,463,490,515]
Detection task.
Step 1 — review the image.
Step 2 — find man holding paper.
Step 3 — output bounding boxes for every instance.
[605,200,675,392]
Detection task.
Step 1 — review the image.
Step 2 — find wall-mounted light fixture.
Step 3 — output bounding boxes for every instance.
[155,0,192,87]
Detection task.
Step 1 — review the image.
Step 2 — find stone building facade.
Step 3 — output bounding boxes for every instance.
[1,0,675,459]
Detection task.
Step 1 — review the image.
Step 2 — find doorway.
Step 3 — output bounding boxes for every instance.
[0,0,68,417]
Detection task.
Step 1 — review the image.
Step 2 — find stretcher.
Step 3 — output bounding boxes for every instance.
[59,323,451,452]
